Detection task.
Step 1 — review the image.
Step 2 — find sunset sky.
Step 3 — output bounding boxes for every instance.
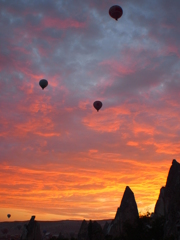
[0,0,180,222]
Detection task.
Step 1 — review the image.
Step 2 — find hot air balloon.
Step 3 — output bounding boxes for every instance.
[39,79,48,90]
[109,5,123,21]
[93,101,102,112]
[7,214,11,219]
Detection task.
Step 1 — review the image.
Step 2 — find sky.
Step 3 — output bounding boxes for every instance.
[0,0,180,222]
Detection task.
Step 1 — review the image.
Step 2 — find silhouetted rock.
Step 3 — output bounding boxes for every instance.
[78,220,104,240]
[20,216,42,240]
[163,159,180,239]
[78,219,88,240]
[102,221,109,235]
[154,159,180,239]
[154,186,165,217]
[108,186,139,238]
[88,220,104,240]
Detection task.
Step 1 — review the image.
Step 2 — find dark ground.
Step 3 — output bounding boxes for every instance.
[0,219,112,239]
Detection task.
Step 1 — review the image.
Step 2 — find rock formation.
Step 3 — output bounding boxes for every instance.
[108,186,139,238]
[78,219,88,240]
[164,159,180,239]
[154,159,180,239]
[20,216,42,240]
[102,221,109,236]
[154,186,165,217]
[88,220,104,240]
[78,220,104,240]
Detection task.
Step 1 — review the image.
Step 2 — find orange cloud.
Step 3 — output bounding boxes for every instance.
[0,157,170,221]
[127,141,139,146]
[155,142,180,155]
[83,106,130,132]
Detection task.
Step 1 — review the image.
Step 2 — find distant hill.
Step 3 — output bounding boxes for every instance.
[0,219,112,239]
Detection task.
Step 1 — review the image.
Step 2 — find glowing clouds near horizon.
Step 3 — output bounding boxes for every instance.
[0,160,169,221]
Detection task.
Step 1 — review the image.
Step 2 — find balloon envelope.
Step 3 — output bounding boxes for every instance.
[7,214,11,218]
[109,5,123,20]
[39,79,48,89]
[93,101,102,111]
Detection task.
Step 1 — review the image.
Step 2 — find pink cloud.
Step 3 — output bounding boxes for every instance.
[82,106,130,132]
[99,58,136,76]
[42,17,86,29]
